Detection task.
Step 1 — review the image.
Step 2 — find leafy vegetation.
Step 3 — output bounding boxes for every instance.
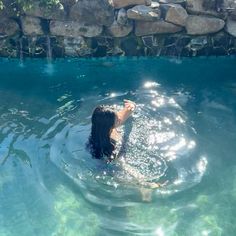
[0,1,4,10]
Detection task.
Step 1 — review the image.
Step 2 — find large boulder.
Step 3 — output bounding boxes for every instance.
[186,15,225,35]
[135,20,182,36]
[70,0,114,27]
[50,20,103,37]
[112,0,151,9]
[21,16,44,36]
[24,1,66,20]
[0,18,19,37]
[225,18,236,37]
[162,4,188,26]
[127,5,160,21]
[108,20,133,37]
[158,0,186,3]
[186,0,222,16]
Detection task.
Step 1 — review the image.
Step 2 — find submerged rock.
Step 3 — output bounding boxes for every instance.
[127,5,160,21]
[186,15,225,35]
[135,20,183,36]
[70,0,114,27]
[163,4,188,26]
[108,20,133,37]
[112,0,152,9]
[21,16,44,36]
[50,20,103,38]
[0,18,19,37]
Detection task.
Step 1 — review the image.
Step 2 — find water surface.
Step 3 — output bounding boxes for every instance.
[0,57,236,236]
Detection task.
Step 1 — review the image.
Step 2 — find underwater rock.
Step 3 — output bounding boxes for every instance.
[70,0,114,27]
[127,5,160,21]
[50,20,103,38]
[135,20,183,36]
[108,20,133,37]
[186,15,225,35]
[225,18,236,37]
[0,18,19,37]
[21,16,44,36]
[112,0,152,9]
[24,1,66,20]
[162,4,188,26]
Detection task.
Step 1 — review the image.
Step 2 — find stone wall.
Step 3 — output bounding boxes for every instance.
[1,0,236,58]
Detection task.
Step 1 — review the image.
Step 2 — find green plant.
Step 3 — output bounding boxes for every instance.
[17,0,61,11]
[0,0,4,10]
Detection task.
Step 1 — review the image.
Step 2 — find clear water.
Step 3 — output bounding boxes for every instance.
[0,57,236,236]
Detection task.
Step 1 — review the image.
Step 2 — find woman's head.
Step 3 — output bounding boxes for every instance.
[92,105,117,131]
[88,105,117,159]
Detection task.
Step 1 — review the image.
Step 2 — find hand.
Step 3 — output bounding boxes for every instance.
[124,99,136,111]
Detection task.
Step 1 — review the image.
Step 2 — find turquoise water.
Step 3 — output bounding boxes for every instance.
[0,57,236,236]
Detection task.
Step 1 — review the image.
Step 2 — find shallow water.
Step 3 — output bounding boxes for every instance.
[0,57,236,236]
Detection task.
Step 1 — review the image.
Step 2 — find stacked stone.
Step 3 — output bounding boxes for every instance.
[1,0,236,57]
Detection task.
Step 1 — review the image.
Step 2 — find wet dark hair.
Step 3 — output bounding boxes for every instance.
[88,105,117,159]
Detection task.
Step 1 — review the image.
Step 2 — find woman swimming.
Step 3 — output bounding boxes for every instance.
[88,99,162,193]
[88,99,136,161]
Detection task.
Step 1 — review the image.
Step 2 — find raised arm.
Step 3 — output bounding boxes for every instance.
[116,100,136,127]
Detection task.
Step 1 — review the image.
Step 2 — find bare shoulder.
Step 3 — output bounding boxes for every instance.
[110,128,120,142]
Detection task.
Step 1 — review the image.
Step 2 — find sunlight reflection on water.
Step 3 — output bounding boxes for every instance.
[49,80,208,206]
[1,57,236,236]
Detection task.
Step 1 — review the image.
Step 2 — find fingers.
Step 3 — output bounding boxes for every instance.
[123,99,136,111]
[125,103,135,111]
